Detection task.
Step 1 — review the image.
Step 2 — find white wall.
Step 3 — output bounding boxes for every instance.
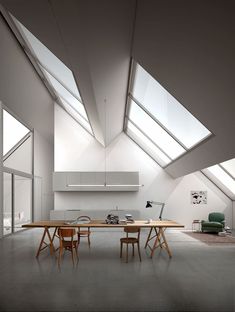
[55,105,233,229]
[0,15,54,223]
[55,104,178,211]
[34,130,54,220]
[165,172,232,229]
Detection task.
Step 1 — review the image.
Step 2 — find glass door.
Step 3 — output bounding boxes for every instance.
[14,175,32,232]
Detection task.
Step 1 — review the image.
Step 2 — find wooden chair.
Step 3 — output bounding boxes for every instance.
[120,227,141,263]
[57,228,79,267]
[77,216,91,247]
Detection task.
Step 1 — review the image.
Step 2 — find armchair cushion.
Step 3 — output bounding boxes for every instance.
[201,221,223,228]
[201,212,225,233]
[208,212,224,223]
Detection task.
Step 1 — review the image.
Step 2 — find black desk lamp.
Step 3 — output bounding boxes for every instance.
[146,201,165,220]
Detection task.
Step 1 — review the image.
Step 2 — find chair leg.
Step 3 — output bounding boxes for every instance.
[71,247,75,266]
[74,245,79,263]
[132,243,134,256]
[137,242,141,262]
[88,233,91,248]
[120,242,123,258]
[126,244,128,263]
[58,246,63,268]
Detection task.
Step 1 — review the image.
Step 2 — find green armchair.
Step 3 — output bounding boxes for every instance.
[201,212,225,233]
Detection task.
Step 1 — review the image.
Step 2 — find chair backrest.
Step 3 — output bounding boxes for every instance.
[77,216,91,221]
[58,228,76,238]
[124,226,140,233]
[208,212,225,223]
[124,226,140,239]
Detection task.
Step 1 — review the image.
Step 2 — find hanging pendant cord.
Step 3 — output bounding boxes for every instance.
[104,98,107,186]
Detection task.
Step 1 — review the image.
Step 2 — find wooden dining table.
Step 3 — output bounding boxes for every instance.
[22,220,184,259]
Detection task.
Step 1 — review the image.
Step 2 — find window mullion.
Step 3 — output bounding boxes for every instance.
[219,164,235,181]
[127,118,173,161]
[129,94,188,151]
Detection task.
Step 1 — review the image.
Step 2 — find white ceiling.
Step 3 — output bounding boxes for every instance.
[1,0,235,178]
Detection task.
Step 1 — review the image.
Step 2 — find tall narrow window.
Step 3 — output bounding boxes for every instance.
[125,61,212,166]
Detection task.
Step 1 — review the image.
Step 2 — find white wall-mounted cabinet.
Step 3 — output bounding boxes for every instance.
[53,171,140,191]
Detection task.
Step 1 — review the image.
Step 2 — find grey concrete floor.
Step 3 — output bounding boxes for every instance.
[0,229,235,312]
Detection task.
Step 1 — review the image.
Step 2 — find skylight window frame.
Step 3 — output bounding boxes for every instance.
[127,118,173,162]
[128,94,187,151]
[39,62,94,136]
[58,95,90,125]
[201,159,235,200]
[200,170,232,200]
[39,65,89,120]
[130,61,213,150]
[219,163,235,180]
[4,10,94,137]
[126,118,172,167]
[59,96,93,134]
[10,13,82,102]
[124,59,213,168]
[36,57,82,103]
[124,100,184,168]
[127,129,168,167]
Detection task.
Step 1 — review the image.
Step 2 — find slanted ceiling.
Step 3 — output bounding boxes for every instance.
[1,0,235,178]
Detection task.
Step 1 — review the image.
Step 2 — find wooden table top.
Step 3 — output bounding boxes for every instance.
[22,220,184,228]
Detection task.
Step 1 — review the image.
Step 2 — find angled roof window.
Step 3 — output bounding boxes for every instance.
[11,15,81,100]
[129,99,185,160]
[41,67,88,121]
[202,157,235,199]
[10,14,93,135]
[125,61,212,167]
[3,110,30,155]
[220,158,235,179]
[126,120,171,166]
[203,164,235,197]
[60,97,92,134]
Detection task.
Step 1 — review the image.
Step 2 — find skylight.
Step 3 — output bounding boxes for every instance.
[41,68,88,121]
[11,14,93,135]
[125,61,212,167]
[126,121,171,166]
[3,110,30,155]
[11,15,81,100]
[203,158,235,198]
[60,98,92,133]
[129,99,185,160]
[220,158,235,179]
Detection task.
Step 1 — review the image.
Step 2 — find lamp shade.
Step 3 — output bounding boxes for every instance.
[146,201,152,208]
[145,200,165,220]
